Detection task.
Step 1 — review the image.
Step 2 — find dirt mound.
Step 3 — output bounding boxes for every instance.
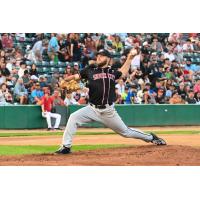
[0,145,200,166]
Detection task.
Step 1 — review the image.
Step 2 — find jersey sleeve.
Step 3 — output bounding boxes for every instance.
[79,66,90,79]
[114,70,122,80]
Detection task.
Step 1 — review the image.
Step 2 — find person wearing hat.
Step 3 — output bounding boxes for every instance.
[55,47,166,154]
[39,89,61,131]
[30,82,44,104]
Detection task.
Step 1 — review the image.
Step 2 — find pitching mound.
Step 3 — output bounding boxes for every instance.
[0,145,200,166]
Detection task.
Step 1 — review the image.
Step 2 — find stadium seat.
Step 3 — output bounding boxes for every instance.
[42,61,50,67]
[26,60,33,66]
[42,67,50,74]
[37,67,43,74]
[34,61,42,67]
[58,67,65,74]
[58,61,66,67]
[50,67,59,73]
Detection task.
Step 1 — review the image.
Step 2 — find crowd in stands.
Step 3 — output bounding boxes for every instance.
[0,33,200,106]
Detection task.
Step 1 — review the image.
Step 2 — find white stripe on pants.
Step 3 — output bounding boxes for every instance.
[42,112,61,128]
[62,105,153,147]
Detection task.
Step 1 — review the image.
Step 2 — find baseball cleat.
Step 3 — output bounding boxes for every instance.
[150,133,167,145]
[55,146,71,154]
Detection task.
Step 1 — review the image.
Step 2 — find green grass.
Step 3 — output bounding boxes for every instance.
[0,144,129,156]
[0,130,199,137]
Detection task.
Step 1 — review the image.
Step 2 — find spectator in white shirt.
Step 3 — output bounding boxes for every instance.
[31,39,48,62]
[18,61,27,78]
[64,92,79,106]
[115,79,125,95]
[164,46,175,62]
[183,39,194,52]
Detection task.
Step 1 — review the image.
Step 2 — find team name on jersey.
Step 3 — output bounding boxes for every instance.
[93,73,115,81]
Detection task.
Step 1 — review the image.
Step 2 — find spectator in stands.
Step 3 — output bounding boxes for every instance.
[40,89,61,131]
[183,39,194,52]
[22,70,32,89]
[0,83,13,103]
[195,92,200,103]
[30,63,38,78]
[151,38,163,52]
[164,45,175,62]
[193,79,200,93]
[64,92,79,106]
[0,61,10,78]
[186,90,197,104]
[30,82,44,104]
[1,33,13,49]
[155,87,166,104]
[51,89,64,106]
[112,35,124,54]
[48,34,61,62]
[39,76,48,89]
[177,82,187,100]
[115,86,123,104]
[0,71,6,86]
[18,61,27,78]
[169,91,185,104]
[64,65,72,79]
[70,33,81,62]
[13,78,28,104]
[31,39,48,62]
[115,79,125,95]
[194,41,200,53]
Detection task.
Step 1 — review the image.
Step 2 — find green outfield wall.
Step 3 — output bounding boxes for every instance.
[0,104,200,129]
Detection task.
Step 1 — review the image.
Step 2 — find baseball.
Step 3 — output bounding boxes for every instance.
[164,109,168,112]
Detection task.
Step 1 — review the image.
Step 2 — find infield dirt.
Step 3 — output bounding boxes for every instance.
[0,132,200,166]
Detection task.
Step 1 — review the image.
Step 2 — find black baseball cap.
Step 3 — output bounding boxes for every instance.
[96,49,112,58]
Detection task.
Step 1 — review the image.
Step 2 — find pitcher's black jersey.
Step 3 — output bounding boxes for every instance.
[80,66,122,105]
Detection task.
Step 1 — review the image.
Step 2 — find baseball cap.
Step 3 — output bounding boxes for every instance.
[74,62,79,66]
[143,41,148,46]
[96,49,112,58]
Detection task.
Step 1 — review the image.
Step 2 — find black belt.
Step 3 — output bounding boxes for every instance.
[90,103,112,109]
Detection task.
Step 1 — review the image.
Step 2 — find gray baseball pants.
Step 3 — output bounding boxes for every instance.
[62,104,153,147]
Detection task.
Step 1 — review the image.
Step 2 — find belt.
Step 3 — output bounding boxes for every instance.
[90,103,112,109]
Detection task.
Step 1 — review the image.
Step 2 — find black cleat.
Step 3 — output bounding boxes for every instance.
[150,133,167,145]
[55,146,71,154]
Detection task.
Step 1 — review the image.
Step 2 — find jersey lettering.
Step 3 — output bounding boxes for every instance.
[93,73,115,81]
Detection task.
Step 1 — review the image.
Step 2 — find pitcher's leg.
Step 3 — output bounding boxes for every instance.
[101,109,153,142]
[62,105,102,147]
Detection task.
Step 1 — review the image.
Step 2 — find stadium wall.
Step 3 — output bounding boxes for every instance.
[0,105,199,129]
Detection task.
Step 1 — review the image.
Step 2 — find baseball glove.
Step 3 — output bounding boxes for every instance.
[60,79,80,92]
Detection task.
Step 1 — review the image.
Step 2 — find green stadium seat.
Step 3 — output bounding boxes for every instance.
[26,61,33,66]
[50,67,59,73]
[42,67,50,74]
[37,67,43,74]
[42,61,50,67]
[58,67,65,74]
[34,61,42,67]
[58,61,66,67]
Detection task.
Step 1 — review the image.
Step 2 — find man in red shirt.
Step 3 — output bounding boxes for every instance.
[40,89,61,131]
